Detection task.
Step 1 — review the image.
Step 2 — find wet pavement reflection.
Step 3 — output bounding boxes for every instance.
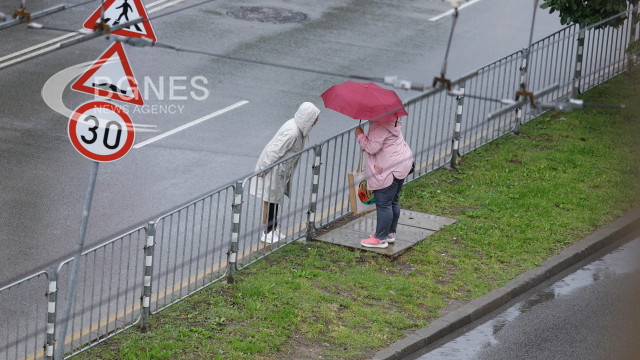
[409,235,640,360]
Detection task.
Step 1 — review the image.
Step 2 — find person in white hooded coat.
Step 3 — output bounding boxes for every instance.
[251,102,320,243]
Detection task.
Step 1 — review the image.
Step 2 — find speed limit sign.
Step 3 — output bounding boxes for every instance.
[68,101,135,162]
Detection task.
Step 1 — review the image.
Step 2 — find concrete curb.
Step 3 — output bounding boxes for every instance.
[372,206,640,360]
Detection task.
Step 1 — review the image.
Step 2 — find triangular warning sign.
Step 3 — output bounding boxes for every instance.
[71,41,144,105]
[83,0,157,42]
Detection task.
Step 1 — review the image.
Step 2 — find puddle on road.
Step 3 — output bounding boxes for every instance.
[414,237,640,359]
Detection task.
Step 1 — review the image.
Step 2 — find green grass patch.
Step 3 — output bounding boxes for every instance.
[75,68,640,359]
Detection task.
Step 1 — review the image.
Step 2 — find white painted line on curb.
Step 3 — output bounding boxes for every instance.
[428,0,482,21]
[133,100,250,149]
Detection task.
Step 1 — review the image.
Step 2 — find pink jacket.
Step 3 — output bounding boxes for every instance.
[357,120,414,191]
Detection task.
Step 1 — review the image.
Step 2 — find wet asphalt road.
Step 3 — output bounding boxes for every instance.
[0,0,565,286]
[404,234,640,360]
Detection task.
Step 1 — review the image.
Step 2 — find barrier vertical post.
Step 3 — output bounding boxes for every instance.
[572,24,586,98]
[306,144,322,241]
[513,48,529,135]
[629,1,639,71]
[226,180,243,284]
[519,47,529,95]
[450,82,464,169]
[140,221,155,333]
[513,107,522,136]
[45,267,58,360]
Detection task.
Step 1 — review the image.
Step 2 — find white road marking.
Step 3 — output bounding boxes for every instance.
[148,0,184,13]
[0,32,76,63]
[428,0,482,21]
[0,0,181,68]
[134,124,159,133]
[0,43,63,69]
[133,101,250,149]
[146,0,174,7]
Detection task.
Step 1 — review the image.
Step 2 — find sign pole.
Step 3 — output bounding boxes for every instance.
[55,160,99,360]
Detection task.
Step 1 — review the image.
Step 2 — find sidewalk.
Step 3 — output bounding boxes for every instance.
[371,206,640,360]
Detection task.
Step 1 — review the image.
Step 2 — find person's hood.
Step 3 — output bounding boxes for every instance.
[376,119,404,137]
[294,102,321,137]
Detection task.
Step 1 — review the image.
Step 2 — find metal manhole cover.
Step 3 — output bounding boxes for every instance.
[227,6,306,24]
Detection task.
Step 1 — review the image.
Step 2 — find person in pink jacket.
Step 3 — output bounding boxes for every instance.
[355,119,414,248]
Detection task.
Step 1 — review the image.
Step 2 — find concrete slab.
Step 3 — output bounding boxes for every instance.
[313,209,456,257]
[396,209,457,230]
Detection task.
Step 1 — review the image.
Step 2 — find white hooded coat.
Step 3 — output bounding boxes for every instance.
[250,102,321,204]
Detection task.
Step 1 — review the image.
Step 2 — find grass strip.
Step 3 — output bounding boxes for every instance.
[75,68,640,360]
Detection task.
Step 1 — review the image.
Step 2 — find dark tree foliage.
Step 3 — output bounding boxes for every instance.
[540,0,629,29]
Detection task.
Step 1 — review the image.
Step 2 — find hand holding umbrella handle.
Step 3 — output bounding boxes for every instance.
[354,126,364,137]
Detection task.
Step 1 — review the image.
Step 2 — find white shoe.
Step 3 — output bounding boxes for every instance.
[272,228,286,241]
[260,231,277,244]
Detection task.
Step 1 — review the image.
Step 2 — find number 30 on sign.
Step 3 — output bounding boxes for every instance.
[68,101,135,162]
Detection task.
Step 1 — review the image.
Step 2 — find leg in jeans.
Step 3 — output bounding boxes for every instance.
[373,179,400,240]
[389,177,405,234]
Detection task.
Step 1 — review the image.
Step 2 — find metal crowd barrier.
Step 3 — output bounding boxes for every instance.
[0,8,637,359]
[0,271,49,360]
[150,184,235,313]
[55,227,147,358]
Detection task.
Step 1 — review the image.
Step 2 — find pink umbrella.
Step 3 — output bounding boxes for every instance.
[321,81,408,122]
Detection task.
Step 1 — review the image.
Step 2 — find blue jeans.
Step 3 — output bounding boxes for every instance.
[373,176,404,240]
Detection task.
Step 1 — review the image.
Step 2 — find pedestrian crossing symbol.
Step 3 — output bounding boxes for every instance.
[83,0,157,42]
[71,41,144,105]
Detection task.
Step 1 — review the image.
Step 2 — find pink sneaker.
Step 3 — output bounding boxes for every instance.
[361,236,388,248]
[370,232,395,244]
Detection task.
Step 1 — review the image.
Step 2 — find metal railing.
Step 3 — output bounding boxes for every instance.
[151,185,235,313]
[55,227,147,358]
[0,8,637,359]
[0,271,49,360]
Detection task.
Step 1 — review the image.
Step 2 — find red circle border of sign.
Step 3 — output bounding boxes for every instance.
[68,101,135,162]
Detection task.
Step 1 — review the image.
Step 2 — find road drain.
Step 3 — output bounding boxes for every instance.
[227,6,306,24]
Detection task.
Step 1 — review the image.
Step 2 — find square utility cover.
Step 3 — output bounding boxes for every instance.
[313,209,456,257]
